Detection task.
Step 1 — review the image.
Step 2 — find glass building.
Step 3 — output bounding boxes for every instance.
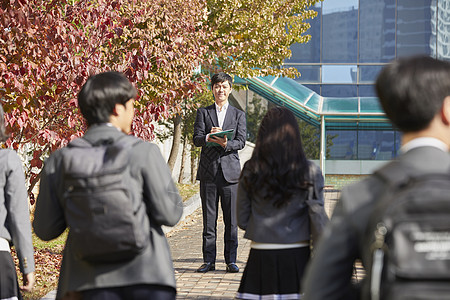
[234,0,450,178]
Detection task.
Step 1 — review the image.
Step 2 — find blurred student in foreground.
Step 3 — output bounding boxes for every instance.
[303,56,450,299]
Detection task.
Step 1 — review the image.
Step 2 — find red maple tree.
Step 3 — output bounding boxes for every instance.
[1,0,211,196]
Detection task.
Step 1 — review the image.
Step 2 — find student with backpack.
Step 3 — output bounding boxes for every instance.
[33,71,183,300]
[303,55,450,300]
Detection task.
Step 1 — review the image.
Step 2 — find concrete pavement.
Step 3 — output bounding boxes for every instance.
[167,188,346,299]
[167,206,250,299]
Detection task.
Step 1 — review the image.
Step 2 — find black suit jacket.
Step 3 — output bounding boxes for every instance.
[193,103,246,183]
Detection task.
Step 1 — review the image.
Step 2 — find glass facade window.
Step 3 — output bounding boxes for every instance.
[322,85,357,97]
[284,0,448,94]
[359,0,396,62]
[287,4,321,63]
[279,0,449,163]
[293,65,321,83]
[322,0,358,63]
[359,65,384,83]
[359,85,377,97]
[322,65,357,83]
[434,0,450,60]
[327,129,401,160]
[396,0,433,57]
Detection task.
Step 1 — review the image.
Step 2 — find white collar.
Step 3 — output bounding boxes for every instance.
[401,137,449,153]
[215,102,229,112]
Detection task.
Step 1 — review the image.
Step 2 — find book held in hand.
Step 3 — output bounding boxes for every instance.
[206,129,234,147]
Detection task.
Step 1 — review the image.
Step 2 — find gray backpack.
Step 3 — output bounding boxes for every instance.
[61,135,150,264]
[365,162,450,300]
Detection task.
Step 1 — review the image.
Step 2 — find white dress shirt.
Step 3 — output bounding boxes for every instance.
[215,102,229,128]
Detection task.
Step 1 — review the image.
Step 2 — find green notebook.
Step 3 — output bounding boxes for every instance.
[206,129,235,147]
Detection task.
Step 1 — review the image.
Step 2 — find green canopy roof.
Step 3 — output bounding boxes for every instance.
[235,76,393,129]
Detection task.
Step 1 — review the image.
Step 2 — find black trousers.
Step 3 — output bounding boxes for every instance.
[200,167,238,264]
[81,284,176,300]
[0,251,22,300]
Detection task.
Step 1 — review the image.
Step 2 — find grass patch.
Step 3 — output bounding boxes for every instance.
[177,182,199,202]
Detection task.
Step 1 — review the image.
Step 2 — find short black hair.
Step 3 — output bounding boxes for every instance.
[211,72,233,89]
[78,71,137,126]
[376,56,450,133]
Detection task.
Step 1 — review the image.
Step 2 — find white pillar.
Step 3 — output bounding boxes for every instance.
[320,115,326,176]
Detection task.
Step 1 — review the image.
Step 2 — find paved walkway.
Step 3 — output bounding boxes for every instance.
[167,208,250,299]
[166,188,344,299]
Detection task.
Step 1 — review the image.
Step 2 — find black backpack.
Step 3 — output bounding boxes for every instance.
[365,162,450,300]
[61,135,150,264]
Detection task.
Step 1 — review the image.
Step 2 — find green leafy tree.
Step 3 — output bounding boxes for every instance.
[204,0,320,78]
[246,94,268,144]
[299,119,336,160]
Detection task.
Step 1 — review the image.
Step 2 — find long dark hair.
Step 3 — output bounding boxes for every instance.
[240,106,309,207]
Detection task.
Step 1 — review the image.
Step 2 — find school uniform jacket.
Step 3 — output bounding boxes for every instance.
[237,161,324,244]
[33,124,183,299]
[0,149,35,275]
[303,146,450,300]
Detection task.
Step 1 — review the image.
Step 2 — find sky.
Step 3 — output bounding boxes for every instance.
[322,0,358,14]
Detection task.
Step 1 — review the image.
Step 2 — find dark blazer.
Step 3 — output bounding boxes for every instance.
[193,103,246,183]
[33,124,183,299]
[237,161,324,244]
[303,146,450,300]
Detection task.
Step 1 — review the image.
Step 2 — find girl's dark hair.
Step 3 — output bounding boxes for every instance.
[0,104,9,143]
[240,106,309,207]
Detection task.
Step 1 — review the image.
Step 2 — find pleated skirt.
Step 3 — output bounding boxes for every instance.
[236,247,310,300]
[0,251,21,300]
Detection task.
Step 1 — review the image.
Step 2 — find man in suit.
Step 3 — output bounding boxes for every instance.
[303,56,450,299]
[193,72,246,273]
[33,71,183,300]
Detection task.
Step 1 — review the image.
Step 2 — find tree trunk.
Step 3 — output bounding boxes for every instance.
[167,113,182,172]
[178,137,188,183]
[190,152,197,184]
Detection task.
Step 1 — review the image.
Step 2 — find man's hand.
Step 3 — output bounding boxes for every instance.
[207,127,227,148]
[21,271,35,292]
[208,135,227,148]
[210,127,222,134]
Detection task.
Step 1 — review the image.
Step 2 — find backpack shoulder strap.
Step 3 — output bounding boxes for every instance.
[67,137,92,148]
[114,134,142,148]
[68,134,141,149]
[373,160,412,188]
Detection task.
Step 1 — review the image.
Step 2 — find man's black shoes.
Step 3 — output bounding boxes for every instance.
[196,262,239,273]
[197,262,215,273]
[226,263,239,273]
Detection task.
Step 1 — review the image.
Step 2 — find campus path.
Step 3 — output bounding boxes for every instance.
[167,188,344,299]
